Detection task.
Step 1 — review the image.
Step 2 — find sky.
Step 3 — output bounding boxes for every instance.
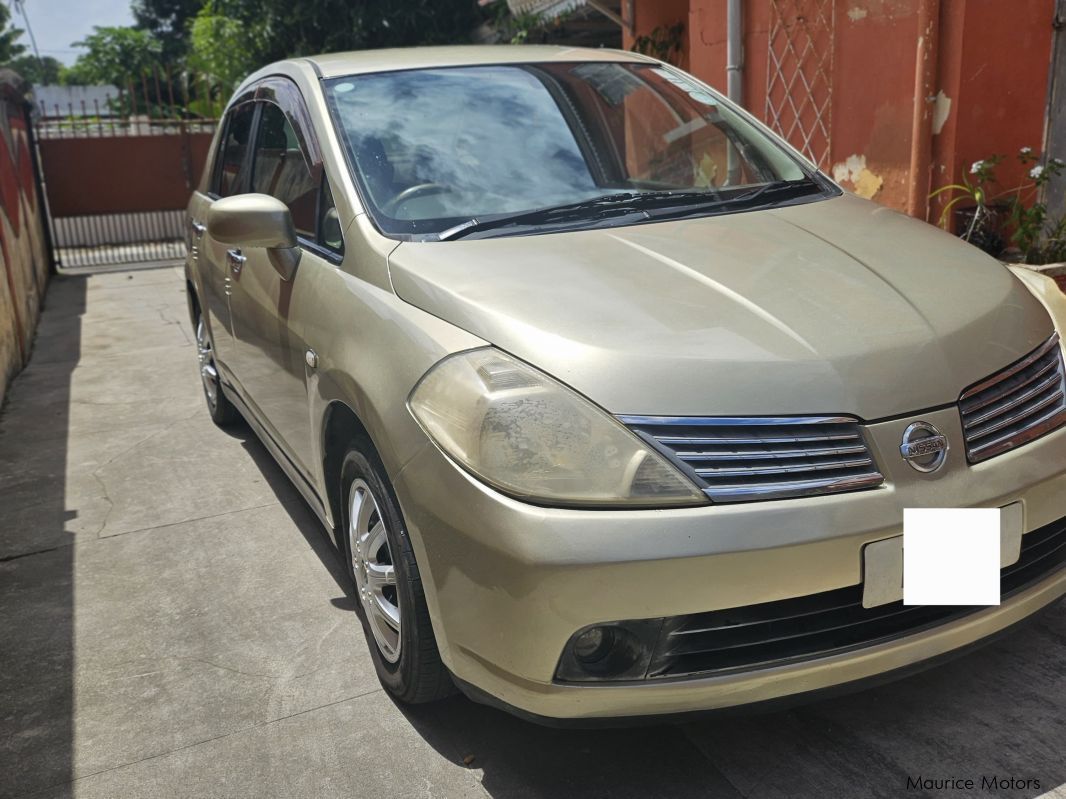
[9,0,134,64]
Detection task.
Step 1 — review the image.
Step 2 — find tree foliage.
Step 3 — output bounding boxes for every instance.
[4,54,65,85]
[0,4,27,64]
[67,26,163,87]
[188,6,262,90]
[210,0,483,64]
[62,1,488,93]
[131,0,203,60]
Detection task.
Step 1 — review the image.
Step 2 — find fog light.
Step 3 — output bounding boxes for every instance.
[573,626,615,664]
[554,619,664,682]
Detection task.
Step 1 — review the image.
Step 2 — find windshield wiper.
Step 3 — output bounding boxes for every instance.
[438,180,821,241]
[438,189,736,241]
[438,193,654,241]
[644,179,821,219]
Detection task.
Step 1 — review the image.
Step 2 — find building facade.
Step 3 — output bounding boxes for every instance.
[622,0,1065,224]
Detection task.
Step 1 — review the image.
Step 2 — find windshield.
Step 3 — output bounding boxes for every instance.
[324,62,831,240]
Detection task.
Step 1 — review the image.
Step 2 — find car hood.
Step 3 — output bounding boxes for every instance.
[388,194,1055,419]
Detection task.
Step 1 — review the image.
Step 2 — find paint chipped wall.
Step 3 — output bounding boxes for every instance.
[0,72,50,407]
[679,0,923,207]
[832,154,884,200]
[635,0,1055,221]
[826,0,918,208]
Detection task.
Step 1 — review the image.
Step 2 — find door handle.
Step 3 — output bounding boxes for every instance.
[191,220,206,238]
[226,248,246,275]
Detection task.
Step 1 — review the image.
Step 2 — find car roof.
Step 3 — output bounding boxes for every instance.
[305,45,654,79]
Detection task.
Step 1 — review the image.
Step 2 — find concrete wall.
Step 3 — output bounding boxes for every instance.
[0,71,51,407]
[625,0,1056,222]
[33,84,120,117]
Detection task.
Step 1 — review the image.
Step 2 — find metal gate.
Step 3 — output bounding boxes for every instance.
[33,73,220,271]
[765,0,836,169]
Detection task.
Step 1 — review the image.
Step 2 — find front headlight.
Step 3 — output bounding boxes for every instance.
[408,348,707,507]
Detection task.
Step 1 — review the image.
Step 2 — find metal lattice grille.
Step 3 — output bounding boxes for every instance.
[765,0,835,168]
[620,415,883,503]
[960,334,1066,463]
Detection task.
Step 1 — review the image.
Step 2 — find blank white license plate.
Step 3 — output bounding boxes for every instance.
[861,502,1023,608]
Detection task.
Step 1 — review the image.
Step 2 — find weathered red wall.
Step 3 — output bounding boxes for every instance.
[932,0,1055,223]
[685,1,727,90]
[623,0,692,69]
[0,71,50,404]
[629,0,1056,220]
[826,0,918,208]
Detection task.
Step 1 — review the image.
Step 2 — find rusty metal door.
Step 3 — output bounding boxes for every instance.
[33,75,220,270]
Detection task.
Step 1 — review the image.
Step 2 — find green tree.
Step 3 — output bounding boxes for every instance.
[0,4,27,64]
[210,0,483,65]
[4,54,64,85]
[132,0,203,60]
[68,26,163,87]
[188,6,262,91]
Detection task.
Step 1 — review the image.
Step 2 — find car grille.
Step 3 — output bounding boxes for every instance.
[960,333,1066,463]
[620,415,884,502]
[645,513,1066,680]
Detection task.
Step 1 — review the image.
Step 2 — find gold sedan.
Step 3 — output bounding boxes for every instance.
[185,45,1066,722]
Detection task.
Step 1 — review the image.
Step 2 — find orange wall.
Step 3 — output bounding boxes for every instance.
[933,0,1055,222]
[628,0,1056,220]
[623,0,691,69]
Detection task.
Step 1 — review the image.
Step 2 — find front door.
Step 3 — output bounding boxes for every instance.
[227,97,325,477]
[197,100,256,370]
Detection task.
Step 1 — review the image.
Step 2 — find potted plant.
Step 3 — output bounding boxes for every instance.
[930,156,1008,256]
[931,149,1066,266]
[1007,149,1066,266]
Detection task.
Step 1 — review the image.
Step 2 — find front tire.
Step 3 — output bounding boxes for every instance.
[340,445,454,704]
[194,309,239,427]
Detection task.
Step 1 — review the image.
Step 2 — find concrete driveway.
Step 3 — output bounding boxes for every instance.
[2,266,1065,799]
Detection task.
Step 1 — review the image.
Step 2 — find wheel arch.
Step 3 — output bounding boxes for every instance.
[185,277,200,329]
[320,398,381,548]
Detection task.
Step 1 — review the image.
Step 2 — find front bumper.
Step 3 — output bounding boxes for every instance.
[393,405,1066,720]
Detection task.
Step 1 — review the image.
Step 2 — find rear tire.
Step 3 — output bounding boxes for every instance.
[340,444,454,704]
[194,308,239,427]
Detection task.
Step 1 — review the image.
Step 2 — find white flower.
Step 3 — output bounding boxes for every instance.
[970,160,985,174]
[1054,158,1065,166]
[1020,146,1032,155]
[1030,165,1044,179]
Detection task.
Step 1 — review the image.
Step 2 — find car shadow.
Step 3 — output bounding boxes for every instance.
[221,424,745,797]
[392,607,1066,799]
[223,419,354,599]
[232,410,1066,799]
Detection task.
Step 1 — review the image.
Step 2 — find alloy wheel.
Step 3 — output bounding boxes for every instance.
[195,316,221,410]
[348,478,401,663]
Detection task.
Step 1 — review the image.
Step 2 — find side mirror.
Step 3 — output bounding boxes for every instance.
[207,193,301,279]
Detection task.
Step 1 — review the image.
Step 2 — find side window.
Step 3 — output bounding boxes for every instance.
[318,179,344,254]
[251,102,317,239]
[214,103,256,197]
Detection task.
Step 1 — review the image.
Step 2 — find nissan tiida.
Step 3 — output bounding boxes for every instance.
[184,46,1066,722]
